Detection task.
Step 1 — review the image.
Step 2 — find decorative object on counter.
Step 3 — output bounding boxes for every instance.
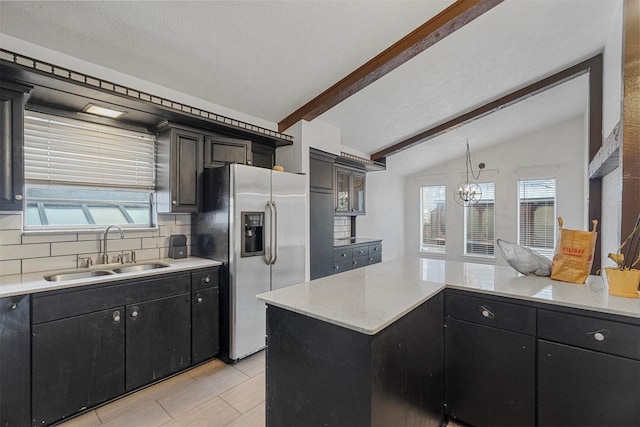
[272,165,284,171]
[169,234,187,259]
[454,139,485,207]
[605,213,640,298]
[496,239,551,276]
[550,217,597,284]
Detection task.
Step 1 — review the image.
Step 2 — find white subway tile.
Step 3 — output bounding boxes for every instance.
[0,230,22,245]
[22,233,77,244]
[174,214,192,226]
[135,248,161,261]
[0,213,23,230]
[51,240,101,256]
[104,238,142,252]
[0,243,50,261]
[22,255,77,274]
[0,260,21,276]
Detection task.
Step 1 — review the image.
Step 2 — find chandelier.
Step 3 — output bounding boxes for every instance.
[454,139,485,207]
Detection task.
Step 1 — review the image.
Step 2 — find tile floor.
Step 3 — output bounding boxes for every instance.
[59,351,266,427]
[59,350,461,427]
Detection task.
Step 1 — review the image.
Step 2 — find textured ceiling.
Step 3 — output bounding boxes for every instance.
[0,0,619,176]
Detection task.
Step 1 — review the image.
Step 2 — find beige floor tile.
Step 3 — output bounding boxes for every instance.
[220,371,265,414]
[160,397,241,427]
[187,358,230,380]
[233,350,265,377]
[95,373,194,423]
[157,365,251,418]
[99,399,171,427]
[224,401,266,427]
[58,410,101,427]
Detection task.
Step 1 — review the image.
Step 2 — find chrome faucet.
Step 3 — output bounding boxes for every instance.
[102,224,124,264]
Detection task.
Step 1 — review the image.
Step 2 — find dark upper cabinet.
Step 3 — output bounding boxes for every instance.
[157,124,204,213]
[0,295,30,427]
[0,83,31,212]
[335,165,366,215]
[204,134,252,168]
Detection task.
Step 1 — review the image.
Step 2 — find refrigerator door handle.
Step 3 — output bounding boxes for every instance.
[264,202,274,265]
[271,201,278,265]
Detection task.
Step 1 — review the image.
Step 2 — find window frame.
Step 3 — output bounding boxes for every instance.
[517,178,557,259]
[420,185,447,255]
[463,182,495,259]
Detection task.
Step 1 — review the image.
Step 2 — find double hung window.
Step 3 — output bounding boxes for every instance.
[23,112,156,230]
[517,178,556,258]
[420,185,446,253]
[464,182,495,257]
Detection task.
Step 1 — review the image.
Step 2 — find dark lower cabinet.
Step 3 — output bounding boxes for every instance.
[445,291,536,427]
[538,340,640,426]
[125,294,191,390]
[32,308,125,426]
[192,286,220,364]
[310,191,335,279]
[0,295,30,427]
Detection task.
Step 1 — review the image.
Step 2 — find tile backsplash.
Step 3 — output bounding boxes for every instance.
[334,217,351,240]
[0,213,193,276]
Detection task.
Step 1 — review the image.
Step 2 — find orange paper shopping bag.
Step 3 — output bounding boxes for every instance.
[551,217,598,284]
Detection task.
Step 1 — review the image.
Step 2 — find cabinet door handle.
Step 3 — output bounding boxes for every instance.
[172,200,178,206]
[113,310,121,323]
[334,265,339,270]
[341,253,346,257]
[204,276,210,283]
[197,296,204,303]
[15,194,23,201]
[589,329,610,341]
[480,306,495,319]
[130,307,140,318]
[10,303,17,310]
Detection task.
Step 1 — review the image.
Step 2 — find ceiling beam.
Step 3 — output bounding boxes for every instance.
[371,54,603,161]
[277,0,504,133]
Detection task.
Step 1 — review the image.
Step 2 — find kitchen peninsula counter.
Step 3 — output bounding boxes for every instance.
[258,257,640,335]
[258,257,640,427]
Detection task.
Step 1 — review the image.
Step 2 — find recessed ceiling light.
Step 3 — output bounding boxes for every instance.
[84,103,126,118]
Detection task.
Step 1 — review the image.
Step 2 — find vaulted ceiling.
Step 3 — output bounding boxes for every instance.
[0,0,620,176]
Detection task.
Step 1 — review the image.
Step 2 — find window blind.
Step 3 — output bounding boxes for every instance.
[518,178,556,258]
[24,112,156,190]
[465,182,495,256]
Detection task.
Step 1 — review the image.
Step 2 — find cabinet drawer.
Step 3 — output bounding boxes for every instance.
[352,246,368,258]
[334,248,352,261]
[192,267,219,291]
[33,273,190,324]
[538,309,640,360]
[446,292,536,335]
[333,259,352,274]
[352,256,369,269]
[368,243,382,256]
[369,253,382,265]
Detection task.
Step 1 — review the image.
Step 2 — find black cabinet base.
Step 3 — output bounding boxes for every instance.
[265,292,444,427]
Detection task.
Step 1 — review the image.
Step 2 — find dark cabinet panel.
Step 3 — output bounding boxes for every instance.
[332,242,382,275]
[204,134,252,168]
[538,340,640,427]
[335,165,366,215]
[251,143,275,169]
[32,308,125,426]
[192,287,220,364]
[157,125,203,213]
[126,293,191,390]
[310,191,335,279]
[445,318,535,426]
[0,86,28,211]
[309,150,335,191]
[0,295,30,427]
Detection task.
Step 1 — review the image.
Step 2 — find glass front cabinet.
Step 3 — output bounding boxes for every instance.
[335,165,366,215]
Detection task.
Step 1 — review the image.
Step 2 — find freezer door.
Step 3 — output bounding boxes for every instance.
[271,170,306,290]
[230,164,271,360]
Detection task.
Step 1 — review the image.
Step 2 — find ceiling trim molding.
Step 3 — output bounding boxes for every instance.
[371,54,603,161]
[277,0,505,133]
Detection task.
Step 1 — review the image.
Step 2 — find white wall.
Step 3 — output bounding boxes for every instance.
[405,115,586,267]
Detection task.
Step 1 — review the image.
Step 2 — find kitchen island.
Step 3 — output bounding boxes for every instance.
[257,257,640,427]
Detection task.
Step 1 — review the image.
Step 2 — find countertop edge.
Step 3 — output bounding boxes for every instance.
[0,257,222,298]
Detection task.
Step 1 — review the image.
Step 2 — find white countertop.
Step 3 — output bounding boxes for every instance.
[0,257,222,298]
[257,257,640,335]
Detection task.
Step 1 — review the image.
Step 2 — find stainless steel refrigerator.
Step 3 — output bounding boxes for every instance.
[192,164,306,362]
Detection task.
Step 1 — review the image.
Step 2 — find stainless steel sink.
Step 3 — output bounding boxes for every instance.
[112,262,170,274]
[44,269,115,282]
